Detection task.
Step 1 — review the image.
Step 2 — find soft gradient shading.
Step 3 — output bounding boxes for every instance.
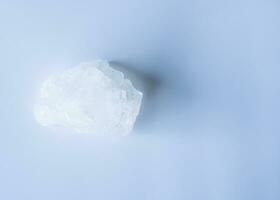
[0,0,279,200]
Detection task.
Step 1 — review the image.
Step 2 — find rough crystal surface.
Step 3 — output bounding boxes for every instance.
[34,60,143,135]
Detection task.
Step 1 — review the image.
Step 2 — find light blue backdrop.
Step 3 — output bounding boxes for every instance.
[0,0,279,199]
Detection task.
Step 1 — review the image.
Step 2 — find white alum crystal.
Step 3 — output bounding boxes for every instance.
[34,60,143,136]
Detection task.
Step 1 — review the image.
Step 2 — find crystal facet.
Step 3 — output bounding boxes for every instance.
[34,60,143,135]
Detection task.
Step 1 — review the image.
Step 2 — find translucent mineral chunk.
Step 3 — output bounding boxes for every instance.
[34,60,143,136]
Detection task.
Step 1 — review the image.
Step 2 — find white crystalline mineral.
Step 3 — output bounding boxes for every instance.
[34,60,143,136]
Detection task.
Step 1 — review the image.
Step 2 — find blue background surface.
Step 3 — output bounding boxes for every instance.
[0,0,279,199]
